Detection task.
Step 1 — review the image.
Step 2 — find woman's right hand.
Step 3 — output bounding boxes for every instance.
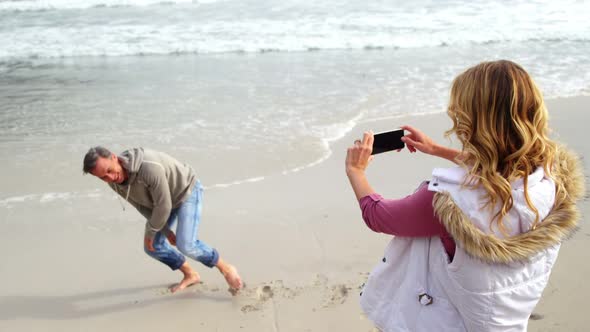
[345,131,374,176]
[400,125,438,155]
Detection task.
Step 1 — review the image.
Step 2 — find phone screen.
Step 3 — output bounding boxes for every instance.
[371,129,405,155]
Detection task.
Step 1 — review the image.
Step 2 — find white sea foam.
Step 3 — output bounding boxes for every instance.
[1,0,589,59]
[0,190,104,207]
[0,194,37,205]
[279,98,372,176]
[204,176,266,190]
[0,0,200,11]
[39,191,74,203]
[359,110,446,125]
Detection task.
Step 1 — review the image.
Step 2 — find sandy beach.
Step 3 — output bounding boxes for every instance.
[0,96,587,331]
[2,1,589,330]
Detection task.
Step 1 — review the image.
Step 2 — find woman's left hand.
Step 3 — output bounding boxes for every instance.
[346,131,374,176]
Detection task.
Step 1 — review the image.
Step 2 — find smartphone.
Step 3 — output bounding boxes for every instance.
[371,129,405,155]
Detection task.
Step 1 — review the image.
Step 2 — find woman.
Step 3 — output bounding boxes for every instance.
[345,60,584,331]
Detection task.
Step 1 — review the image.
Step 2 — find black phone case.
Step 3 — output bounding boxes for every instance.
[372,129,405,155]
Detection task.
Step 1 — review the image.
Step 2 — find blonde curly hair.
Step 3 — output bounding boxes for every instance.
[445,60,560,234]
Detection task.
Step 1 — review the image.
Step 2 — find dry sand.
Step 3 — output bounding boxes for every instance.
[0,96,587,332]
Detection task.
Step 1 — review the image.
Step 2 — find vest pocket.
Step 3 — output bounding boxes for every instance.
[414,295,466,331]
[446,244,466,271]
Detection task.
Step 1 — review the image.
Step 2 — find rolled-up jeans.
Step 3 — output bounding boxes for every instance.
[144,180,219,270]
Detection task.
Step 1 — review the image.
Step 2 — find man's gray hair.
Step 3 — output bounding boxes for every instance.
[83,146,112,174]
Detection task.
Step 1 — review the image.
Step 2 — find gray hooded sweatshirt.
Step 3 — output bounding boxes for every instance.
[108,148,197,240]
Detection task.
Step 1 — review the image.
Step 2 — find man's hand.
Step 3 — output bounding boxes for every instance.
[166,231,176,246]
[144,236,155,252]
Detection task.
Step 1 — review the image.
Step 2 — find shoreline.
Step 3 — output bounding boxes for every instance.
[1,95,585,204]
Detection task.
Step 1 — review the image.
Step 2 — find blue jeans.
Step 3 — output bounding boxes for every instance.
[144,181,219,270]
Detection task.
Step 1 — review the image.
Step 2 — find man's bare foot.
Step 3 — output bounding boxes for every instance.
[216,258,243,294]
[222,264,243,292]
[170,272,200,293]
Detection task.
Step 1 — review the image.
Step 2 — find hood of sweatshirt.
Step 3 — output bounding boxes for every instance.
[430,146,585,263]
[118,148,144,185]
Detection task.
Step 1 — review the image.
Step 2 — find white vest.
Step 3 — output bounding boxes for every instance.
[360,166,561,332]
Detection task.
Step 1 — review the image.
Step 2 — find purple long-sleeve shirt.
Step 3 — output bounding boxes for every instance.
[359,183,456,259]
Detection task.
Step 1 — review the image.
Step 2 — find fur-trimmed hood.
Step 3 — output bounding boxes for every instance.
[431,146,585,264]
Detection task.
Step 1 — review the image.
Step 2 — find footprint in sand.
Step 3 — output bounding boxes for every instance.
[240,304,260,313]
[323,284,350,307]
[240,284,275,313]
[313,274,329,287]
[239,279,355,313]
[256,285,274,301]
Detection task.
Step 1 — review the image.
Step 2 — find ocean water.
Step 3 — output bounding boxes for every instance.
[1,0,590,207]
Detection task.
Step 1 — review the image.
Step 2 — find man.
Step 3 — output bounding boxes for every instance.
[83,146,242,293]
